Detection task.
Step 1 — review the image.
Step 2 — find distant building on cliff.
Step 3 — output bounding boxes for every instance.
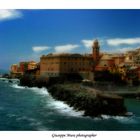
[11,64,18,73]
[10,39,140,82]
[40,53,93,80]
[10,64,22,78]
[28,61,37,70]
[19,62,29,74]
[10,61,38,78]
[40,40,100,80]
[95,53,125,71]
[19,61,37,74]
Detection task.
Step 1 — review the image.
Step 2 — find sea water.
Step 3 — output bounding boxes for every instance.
[0,78,140,130]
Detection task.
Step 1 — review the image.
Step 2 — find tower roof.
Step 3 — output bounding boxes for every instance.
[94,39,98,43]
[92,39,99,48]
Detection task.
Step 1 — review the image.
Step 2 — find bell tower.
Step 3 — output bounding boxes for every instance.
[92,39,100,63]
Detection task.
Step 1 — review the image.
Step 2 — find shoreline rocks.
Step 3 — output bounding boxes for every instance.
[48,84,127,117]
[19,76,127,117]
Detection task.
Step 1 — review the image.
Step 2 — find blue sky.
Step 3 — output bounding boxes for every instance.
[1,9,140,69]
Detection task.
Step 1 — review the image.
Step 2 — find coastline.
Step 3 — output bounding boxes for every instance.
[18,76,128,117]
[2,76,139,117]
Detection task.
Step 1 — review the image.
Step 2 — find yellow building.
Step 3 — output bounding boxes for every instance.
[11,64,18,73]
[40,53,94,80]
[10,64,22,78]
[39,40,101,80]
[28,61,37,70]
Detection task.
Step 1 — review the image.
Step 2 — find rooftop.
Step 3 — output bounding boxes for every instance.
[41,53,92,58]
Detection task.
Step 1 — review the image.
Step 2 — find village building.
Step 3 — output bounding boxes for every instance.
[11,64,18,73]
[28,61,37,70]
[40,53,93,80]
[10,39,140,83]
[40,40,100,80]
[10,64,22,78]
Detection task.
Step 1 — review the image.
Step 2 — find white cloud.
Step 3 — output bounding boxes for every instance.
[81,38,105,48]
[54,44,79,53]
[32,46,50,53]
[81,39,93,48]
[107,37,140,46]
[0,10,22,21]
[107,47,135,53]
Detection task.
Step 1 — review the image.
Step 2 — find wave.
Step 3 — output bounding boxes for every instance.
[31,87,84,117]
[12,84,137,120]
[47,99,84,117]
[0,78,7,80]
[11,84,26,89]
[30,87,49,96]
[11,84,48,95]
[11,84,84,117]
[15,116,49,130]
[100,115,137,124]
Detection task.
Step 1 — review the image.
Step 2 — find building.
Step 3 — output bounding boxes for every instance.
[124,48,140,66]
[10,61,38,78]
[92,39,100,64]
[10,39,140,84]
[113,55,125,66]
[40,53,94,80]
[28,61,37,70]
[10,64,22,78]
[11,64,18,73]
[40,40,100,80]
[95,54,114,71]
[19,62,29,74]
[95,53,125,71]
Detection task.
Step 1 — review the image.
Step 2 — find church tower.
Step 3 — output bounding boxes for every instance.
[92,39,100,63]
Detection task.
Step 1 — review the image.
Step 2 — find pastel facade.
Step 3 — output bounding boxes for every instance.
[95,54,114,71]
[10,64,22,78]
[19,62,28,74]
[10,39,140,82]
[40,53,94,80]
[40,40,100,80]
[28,61,37,70]
[11,64,18,73]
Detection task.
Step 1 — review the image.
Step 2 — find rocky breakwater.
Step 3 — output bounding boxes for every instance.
[48,83,127,117]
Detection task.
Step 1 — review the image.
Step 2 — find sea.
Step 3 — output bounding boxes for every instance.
[0,78,140,131]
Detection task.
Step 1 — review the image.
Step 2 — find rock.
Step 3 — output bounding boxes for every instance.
[48,84,127,117]
[19,75,127,117]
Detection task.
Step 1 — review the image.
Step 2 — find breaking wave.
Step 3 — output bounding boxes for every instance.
[101,115,137,124]
[10,83,138,122]
[11,84,26,89]
[11,83,84,117]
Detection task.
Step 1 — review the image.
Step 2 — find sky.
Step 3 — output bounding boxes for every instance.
[1,9,140,69]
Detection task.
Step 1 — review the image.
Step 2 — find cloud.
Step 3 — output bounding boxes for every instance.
[32,46,50,53]
[111,47,134,53]
[107,37,140,46]
[54,44,79,53]
[0,10,22,21]
[81,40,93,48]
[81,38,105,49]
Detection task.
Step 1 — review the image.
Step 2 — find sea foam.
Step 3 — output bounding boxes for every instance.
[11,84,84,117]
[11,84,26,89]
[101,115,137,124]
